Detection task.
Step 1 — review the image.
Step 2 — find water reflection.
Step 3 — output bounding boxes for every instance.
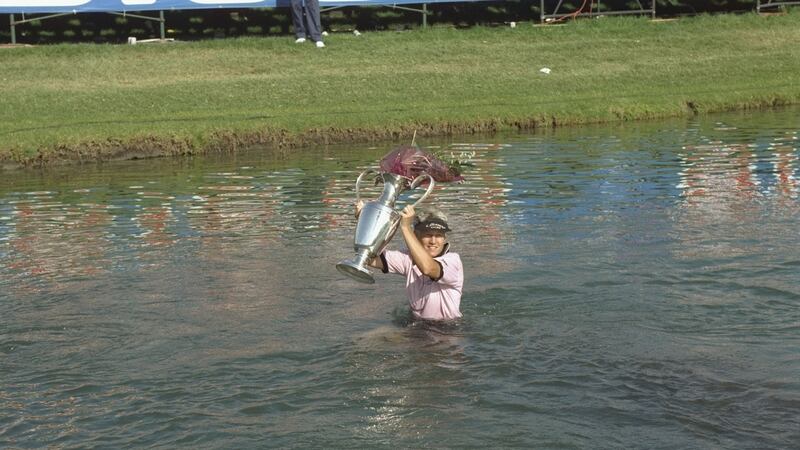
[1,109,799,449]
[1,124,798,294]
[770,133,799,200]
[673,128,799,261]
[3,198,113,287]
[348,317,468,441]
[0,143,516,293]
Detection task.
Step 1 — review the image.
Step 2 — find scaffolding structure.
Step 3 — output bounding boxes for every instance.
[5,2,800,44]
[540,0,656,23]
[2,1,442,45]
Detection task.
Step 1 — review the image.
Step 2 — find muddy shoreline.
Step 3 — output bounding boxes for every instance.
[4,99,798,171]
[0,118,519,169]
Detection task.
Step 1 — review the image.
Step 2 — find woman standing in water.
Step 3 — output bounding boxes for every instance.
[356,202,464,321]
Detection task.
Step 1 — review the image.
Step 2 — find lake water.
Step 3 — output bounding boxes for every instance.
[1,108,799,449]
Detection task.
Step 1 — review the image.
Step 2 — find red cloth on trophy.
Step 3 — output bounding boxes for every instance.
[379,145,465,183]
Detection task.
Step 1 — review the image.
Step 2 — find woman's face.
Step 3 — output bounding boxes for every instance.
[416,230,447,257]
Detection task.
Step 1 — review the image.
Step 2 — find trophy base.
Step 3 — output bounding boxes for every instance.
[336,260,375,284]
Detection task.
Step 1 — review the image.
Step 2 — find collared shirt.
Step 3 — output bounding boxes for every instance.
[381,246,463,321]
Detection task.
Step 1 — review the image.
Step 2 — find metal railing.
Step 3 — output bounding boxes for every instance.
[9,10,165,45]
[321,4,430,28]
[757,0,800,12]
[540,0,656,24]
[6,1,799,45]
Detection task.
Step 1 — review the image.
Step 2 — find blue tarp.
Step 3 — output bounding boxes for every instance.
[0,0,461,14]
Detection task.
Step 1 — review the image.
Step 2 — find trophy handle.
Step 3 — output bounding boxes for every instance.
[354,169,378,205]
[405,174,435,209]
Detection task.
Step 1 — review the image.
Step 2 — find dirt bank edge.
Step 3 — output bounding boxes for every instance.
[2,97,797,170]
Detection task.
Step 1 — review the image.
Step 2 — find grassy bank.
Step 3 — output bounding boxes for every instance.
[1,11,799,167]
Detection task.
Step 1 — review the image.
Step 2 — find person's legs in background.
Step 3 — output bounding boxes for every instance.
[304,0,324,46]
[290,0,307,42]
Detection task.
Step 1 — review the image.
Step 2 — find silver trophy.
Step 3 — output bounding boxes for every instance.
[336,170,435,283]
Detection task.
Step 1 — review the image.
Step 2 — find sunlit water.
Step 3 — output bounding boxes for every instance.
[1,108,799,448]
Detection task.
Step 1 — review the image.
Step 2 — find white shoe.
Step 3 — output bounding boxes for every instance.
[295,37,306,44]
[315,41,325,48]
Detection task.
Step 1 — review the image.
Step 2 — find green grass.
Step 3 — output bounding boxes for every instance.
[1,11,799,165]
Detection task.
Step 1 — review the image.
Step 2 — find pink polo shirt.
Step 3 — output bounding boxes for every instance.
[381,246,464,321]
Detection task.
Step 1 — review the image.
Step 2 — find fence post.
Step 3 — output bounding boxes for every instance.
[10,13,16,44]
[159,10,165,39]
[423,4,427,28]
[540,0,544,23]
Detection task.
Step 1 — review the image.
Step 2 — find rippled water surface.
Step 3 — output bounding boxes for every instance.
[2,108,799,449]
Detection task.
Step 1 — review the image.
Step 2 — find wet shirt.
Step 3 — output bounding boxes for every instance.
[381,248,463,321]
